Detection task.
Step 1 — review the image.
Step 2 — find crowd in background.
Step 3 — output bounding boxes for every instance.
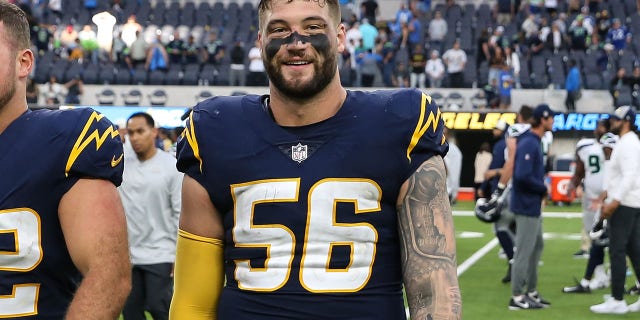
[6,0,640,109]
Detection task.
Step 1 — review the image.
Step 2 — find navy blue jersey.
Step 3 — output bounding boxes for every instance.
[177,89,448,319]
[0,108,123,319]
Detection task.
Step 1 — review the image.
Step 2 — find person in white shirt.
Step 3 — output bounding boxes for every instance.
[444,127,462,204]
[247,39,267,86]
[119,112,182,320]
[590,106,640,314]
[425,50,445,88]
[442,40,467,88]
[428,10,447,52]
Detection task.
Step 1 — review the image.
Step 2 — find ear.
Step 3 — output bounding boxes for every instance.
[17,49,34,79]
[336,23,347,54]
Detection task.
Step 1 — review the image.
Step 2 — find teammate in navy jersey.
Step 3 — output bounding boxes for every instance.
[0,2,131,318]
[169,1,461,319]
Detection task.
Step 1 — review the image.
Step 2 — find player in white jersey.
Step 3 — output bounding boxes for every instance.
[569,121,608,257]
[563,119,617,293]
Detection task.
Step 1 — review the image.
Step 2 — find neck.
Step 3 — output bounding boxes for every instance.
[136,147,158,161]
[531,125,546,138]
[619,126,632,137]
[0,98,28,135]
[268,77,347,127]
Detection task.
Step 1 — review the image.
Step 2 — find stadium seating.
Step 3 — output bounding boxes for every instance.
[96,88,117,105]
[23,0,640,99]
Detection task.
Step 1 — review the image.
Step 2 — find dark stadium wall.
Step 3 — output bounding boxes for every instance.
[451,130,494,188]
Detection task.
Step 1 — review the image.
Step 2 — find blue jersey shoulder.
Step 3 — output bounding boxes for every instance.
[36,108,124,186]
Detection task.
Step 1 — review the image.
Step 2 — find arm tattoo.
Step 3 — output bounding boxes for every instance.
[398,156,461,319]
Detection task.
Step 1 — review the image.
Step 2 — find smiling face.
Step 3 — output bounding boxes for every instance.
[258,0,345,99]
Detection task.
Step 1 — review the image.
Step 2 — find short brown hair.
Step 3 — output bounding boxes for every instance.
[0,1,30,51]
[258,0,341,29]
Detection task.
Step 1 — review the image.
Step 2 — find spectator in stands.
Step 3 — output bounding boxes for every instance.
[78,24,98,64]
[64,77,84,105]
[498,64,514,109]
[111,31,126,63]
[406,15,422,55]
[542,0,557,17]
[68,38,84,62]
[26,78,39,105]
[542,22,568,54]
[43,75,65,105]
[565,58,581,111]
[425,49,445,88]
[380,38,396,87]
[146,34,169,72]
[203,31,225,66]
[121,14,143,48]
[521,15,540,45]
[92,10,117,62]
[394,60,410,88]
[569,16,590,52]
[360,48,382,87]
[247,39,267,86]
[183,35,200,65]
[129,30,148,68]
[428,10,446,53]
[495,0,515,26]
[504,44,521,89]
[610,67,627,107]
[59,24,78,55]
[345,21,362,51]
[166,31,184,65]
[409,44,426,89]
[488,45,506,89]
[229,41,246,87]
[595,9,611,41]
[47,0,62,24]
[606,18,632,54]
[443,40,467,88]
[477,28,491,67]
[359,18,378,51]
[360,0,378,25]
[32,22,52,56]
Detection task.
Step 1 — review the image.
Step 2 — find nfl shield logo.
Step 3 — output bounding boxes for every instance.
[291,143,308,163]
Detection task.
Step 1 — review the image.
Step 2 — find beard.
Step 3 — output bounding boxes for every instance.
[0,69,16,111]
[266,52,337,100]
[611,124,621,135]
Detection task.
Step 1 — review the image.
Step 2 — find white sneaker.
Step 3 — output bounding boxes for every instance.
[629,298,640,312]
[590,297,628,314]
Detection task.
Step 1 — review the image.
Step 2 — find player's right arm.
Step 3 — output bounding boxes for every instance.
[397,156,461,320]
[498,136,517,187]
[567,149,585,197]
[59,179,131,320]
[169,175,225,320]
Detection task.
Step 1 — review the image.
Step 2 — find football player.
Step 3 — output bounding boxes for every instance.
[0,2,131,318]
[169,0,461,319]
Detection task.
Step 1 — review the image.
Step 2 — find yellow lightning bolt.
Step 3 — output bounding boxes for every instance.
[65,111,120,176]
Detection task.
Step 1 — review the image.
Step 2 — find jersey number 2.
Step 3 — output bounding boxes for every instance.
[232,178,380,293]
[0,209,42,317]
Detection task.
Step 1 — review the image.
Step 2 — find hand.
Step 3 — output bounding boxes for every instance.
[601,200,620,219]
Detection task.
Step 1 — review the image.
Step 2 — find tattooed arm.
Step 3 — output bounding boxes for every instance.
[397,156,461,319]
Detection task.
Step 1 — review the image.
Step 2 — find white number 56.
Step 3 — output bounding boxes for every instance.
[232,178,380,293]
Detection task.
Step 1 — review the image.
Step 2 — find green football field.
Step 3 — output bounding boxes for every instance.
[453,201,640,319]
[124,201,640,319]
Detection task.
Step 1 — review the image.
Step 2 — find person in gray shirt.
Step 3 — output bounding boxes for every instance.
[119,112,182,320]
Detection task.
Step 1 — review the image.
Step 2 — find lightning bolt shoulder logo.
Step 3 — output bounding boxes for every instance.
[65,111,121,176]
[407,93,441,162]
